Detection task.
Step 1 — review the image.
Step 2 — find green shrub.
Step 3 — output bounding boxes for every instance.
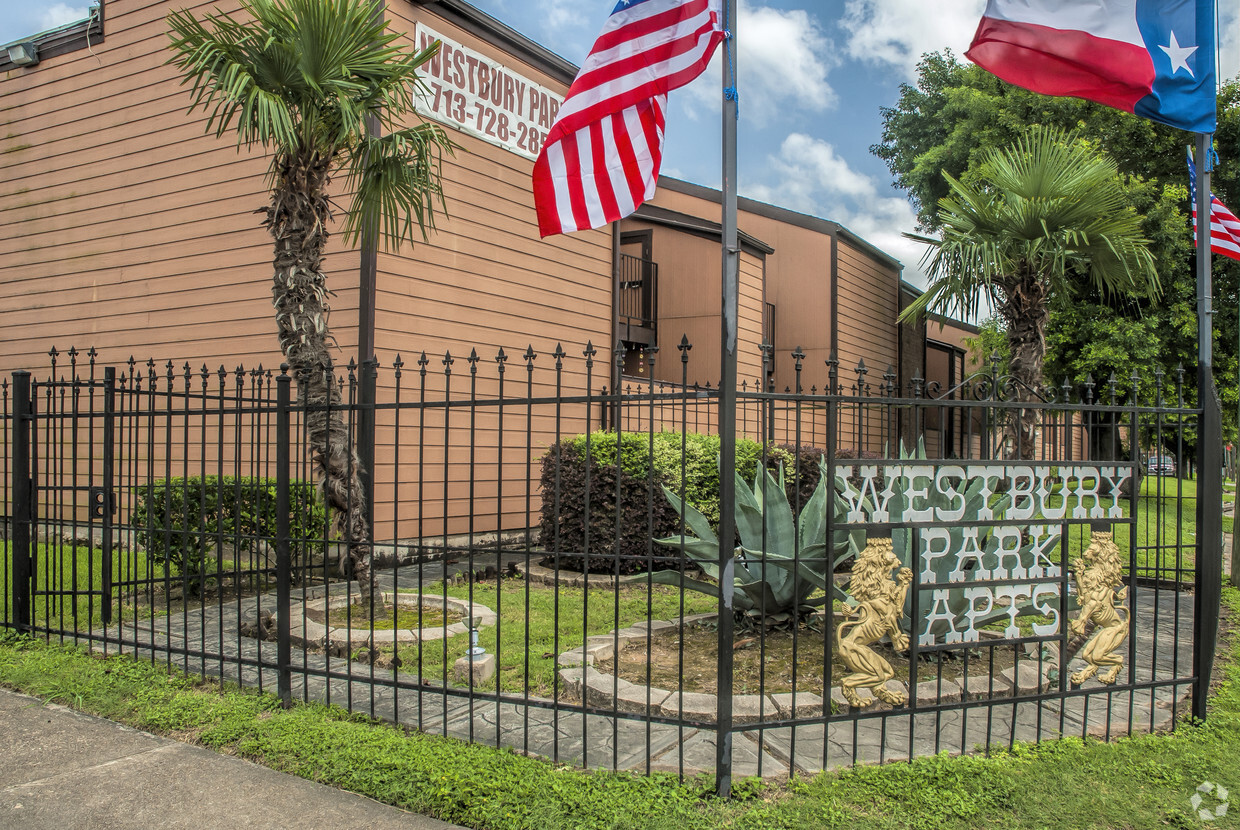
[538,431,825,574]
[131,476,326,578]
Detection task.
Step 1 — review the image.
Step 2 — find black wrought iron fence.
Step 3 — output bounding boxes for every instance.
[1,343,1217,793]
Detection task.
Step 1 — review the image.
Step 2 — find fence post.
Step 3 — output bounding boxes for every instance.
[276,369,292,708]
[1193,377,1223,721]
[101,367,116,625]
[10,371,32,631]
[358,359,377,540]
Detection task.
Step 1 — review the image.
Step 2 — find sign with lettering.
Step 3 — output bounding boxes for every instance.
[837,463,1133,647]
[414,24,565,161]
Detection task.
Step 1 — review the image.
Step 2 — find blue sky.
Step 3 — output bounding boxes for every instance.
[3,1,1238,286]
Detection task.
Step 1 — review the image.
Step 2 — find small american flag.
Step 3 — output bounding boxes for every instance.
[1188,150,1240,262]
[533,0,724,237]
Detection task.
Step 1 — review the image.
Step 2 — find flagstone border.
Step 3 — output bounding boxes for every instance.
[285,590,496,651]
[556,614,1063,723]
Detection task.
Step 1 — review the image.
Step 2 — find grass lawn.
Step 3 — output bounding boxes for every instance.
[396,579,717,697]
[1,588,1239,829]
[1026,474,1217,578]
[1,542,163,630]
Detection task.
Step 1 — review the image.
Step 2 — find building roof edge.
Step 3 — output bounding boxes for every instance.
[407,0,579,84]
[655,176,903,272]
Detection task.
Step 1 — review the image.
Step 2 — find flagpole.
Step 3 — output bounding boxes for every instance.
[1193,130,1223,721]
[1234,302,1240,588]
[715,0,739,799]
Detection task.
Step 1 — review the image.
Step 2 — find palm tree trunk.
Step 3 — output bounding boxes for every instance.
[1003,274,1049,460]
[266,149,374,592]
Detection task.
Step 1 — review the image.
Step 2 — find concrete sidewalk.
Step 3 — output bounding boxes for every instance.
[0,688,467,830]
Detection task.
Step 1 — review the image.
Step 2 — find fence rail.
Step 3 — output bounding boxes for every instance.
[0,343,1214,792]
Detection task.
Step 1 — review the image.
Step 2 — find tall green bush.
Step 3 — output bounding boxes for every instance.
[538,431,824,574]
[131,476,326,579]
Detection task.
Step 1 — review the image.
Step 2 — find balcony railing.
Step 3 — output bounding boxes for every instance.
[617,253,657,343]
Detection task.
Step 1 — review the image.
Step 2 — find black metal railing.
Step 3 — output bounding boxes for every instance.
[617,253,658,338]
[1,341,1215,794]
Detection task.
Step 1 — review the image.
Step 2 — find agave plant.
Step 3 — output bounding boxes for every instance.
[646,457,864,626]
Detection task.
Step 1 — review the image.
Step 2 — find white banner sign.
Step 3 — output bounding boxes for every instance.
[413,23,565,161]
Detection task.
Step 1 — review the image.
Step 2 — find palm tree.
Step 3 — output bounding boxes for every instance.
[167,0,454,590]
[901,127,1159,459]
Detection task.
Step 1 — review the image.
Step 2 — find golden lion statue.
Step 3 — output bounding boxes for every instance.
[837,538,913,707]
[1069,531,1129,685]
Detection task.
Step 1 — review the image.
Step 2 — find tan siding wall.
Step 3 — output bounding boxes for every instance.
[635,185,909,454]
[370,4,611,539]
[928,319,981,369]
[3,1,927,544]
[637,226,764,389]
[724,212,832,393]
[0,0,356,375]
[836,245,898,377]
[834,244,899,453]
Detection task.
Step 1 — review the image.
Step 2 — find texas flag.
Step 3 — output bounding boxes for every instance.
[967,0,1216,133]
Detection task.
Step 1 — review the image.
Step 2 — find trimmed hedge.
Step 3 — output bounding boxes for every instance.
[538,431,834,574]
[132,476,326,578]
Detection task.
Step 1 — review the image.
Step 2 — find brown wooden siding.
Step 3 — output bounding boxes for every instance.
[834,244,899,453]
[370,3,611,538]
[2,0,922,544]
[621,223,765,389]
[720,212,832,394]
[0,0,344,375]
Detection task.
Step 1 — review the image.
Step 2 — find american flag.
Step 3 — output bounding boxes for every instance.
[1188,151,1240,262]
[532,0,724,237]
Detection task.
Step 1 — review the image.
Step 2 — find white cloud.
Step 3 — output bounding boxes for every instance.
[681,1,838,122]
[39,3,87,31]
[1220,5,1240,81]
[542,0,592,43]
[840,0,985,81]
[744,133,931,285]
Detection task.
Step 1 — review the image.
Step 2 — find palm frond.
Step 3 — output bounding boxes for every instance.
[908,125,1159,323]
[169,0,457,255]
[342,124,457,250]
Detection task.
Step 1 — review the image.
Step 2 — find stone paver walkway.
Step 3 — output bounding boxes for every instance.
[80,553,1197,779]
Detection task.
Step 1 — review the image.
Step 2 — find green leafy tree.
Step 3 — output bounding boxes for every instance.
[962,317,1009,377]
[875,52,1240,448]
[873,51,1199,230]
[900,127,1159,458]
[167,0,454,590]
